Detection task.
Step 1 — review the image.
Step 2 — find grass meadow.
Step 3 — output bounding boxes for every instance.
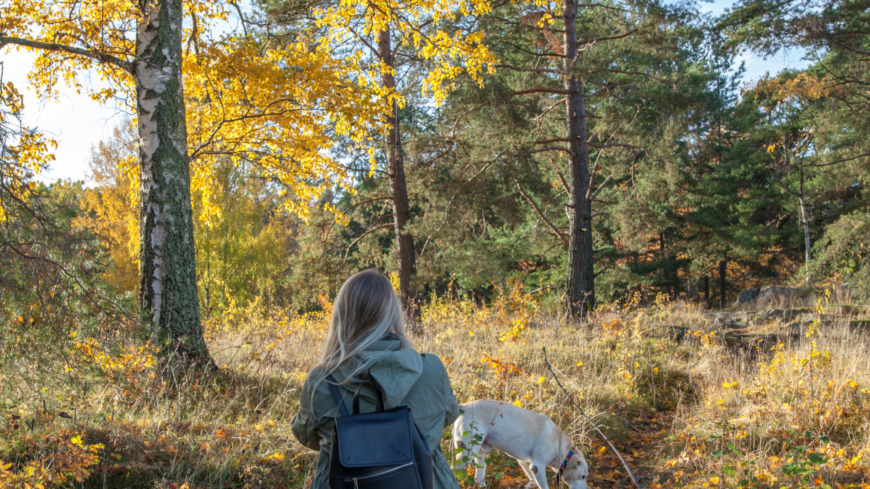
[2,286,869,489]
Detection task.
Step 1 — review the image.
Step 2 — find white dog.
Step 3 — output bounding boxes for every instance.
[452,400,589,489]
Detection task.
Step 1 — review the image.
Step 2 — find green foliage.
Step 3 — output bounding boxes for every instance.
[0,179,127,387]
[812,210,870,297]
[193,160,296,316]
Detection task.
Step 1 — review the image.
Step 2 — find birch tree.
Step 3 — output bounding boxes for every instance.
[1,0,381,357]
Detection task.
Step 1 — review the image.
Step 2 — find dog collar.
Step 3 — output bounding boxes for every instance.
[559,446,576,473]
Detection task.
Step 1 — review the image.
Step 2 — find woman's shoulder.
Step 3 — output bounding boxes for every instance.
[417,351,448,378]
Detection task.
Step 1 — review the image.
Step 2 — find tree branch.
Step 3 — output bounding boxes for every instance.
[529,284,566,294]
[588,175,613,203]
[527,138,570,145]
[583,141,642,150]
[346,24,381,58]
[342,223,395,266]
[505,88,569,97]
[494,64,559,74]
[557,171,571,195]
[515,180,568,249]
[0,36,132,73]
[600,68,672,84]
[579,29,638,45]
[585,159,600,202]
[806,152,870,168]
[524,146,574,156]
[772,172,801,198]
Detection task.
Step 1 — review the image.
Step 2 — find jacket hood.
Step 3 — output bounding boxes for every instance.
[332,340,424,410]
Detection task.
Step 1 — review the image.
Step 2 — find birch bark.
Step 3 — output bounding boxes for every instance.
[135,0,207,357]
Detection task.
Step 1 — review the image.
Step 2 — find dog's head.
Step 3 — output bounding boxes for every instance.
[560,449,589,489]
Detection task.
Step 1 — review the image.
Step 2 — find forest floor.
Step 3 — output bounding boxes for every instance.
[2,290,870,489]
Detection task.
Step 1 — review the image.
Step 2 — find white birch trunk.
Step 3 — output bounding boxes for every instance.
[135,0,208,358]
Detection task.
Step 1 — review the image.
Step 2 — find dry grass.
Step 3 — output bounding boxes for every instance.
[1,289,869,488]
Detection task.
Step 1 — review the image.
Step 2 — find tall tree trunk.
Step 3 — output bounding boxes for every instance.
[799,196,811,285]
[703,274,710,307]
[378,27,416,313]
[135,0,207,358]
[563,0,595,318]
[798,159,811,286]
[718,260,727,309]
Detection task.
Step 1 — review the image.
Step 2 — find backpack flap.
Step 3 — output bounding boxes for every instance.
[334,406,415,468]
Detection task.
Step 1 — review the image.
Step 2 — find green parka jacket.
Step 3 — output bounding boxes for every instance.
[291,339,461,489]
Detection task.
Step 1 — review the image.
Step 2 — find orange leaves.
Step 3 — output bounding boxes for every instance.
[480,355,523,383]
[600,317,625,334]
[754,72,832,105]
[0,430,100,487]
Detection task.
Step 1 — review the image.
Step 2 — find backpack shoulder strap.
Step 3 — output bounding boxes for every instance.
[352,381,384,414]
[326,375,349,417]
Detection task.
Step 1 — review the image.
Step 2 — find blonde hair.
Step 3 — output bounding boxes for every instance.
[316,269,412,379]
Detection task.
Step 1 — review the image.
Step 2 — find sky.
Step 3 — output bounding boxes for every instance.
[0,0,811,184]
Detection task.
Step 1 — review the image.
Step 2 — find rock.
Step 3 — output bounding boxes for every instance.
[753,309,805,322]
[709,312,753,329]
[736,288,760,306]
[756,286,801,306]
[786,321,814,334]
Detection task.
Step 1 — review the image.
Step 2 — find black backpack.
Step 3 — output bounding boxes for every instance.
[326,375,433,489]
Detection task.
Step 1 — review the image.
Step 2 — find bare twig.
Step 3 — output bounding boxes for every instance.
[341,223,394,268]
[557,172,571,195]
[516,180,569,249]
[588,175,613,203]
[806,152,870,168]
[528,284,566,294]
[542,347,643,489]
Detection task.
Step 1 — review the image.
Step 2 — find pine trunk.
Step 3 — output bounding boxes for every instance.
[799,197,812,286]
[135,0,208,358]
[378,27,416,313]
[703,275,710,307]
[718,260,727,309]
[563,0,595,318]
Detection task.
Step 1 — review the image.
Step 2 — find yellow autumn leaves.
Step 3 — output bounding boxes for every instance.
[0,81,56,222]
[183,37,383,222]
[315,0,498,104]
[3,0,500,225]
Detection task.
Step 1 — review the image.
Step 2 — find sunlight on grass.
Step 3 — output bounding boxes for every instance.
[1,287,868,488]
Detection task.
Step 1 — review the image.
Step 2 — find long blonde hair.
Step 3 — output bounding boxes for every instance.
[317,269,412,378]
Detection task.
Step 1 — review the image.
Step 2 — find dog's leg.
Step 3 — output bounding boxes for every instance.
[518,461,539,489]
[474,445,490,487]
[527,461,550,489]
